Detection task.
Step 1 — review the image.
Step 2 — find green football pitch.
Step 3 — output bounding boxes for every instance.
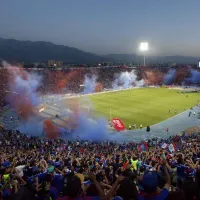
[87,88,200,128]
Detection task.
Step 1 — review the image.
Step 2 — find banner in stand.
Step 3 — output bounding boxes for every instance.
[111,118,125,131]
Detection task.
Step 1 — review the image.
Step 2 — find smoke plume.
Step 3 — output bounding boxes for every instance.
[163,69,176,85]
[2,63,128,141]
[83,75,98,94]
[112,70,144,89]
[184,69,200,84]
[4,61,42,120]
[60,105,123,141]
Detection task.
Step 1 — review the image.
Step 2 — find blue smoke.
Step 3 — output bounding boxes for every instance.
[83,75,97,94]
[184,69,200,83]
[3,62,124,141]
[3,61,44,136]
[63,112,123,141]
[112,71,144,89]
[14,72,42,106]
[163,69,176,85]
[17,117,44,136]
[3,61,42,106]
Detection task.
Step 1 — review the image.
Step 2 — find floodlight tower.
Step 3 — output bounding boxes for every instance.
[139,42,149,66]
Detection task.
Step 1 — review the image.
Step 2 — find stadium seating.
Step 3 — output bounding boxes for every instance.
[0,66,200,200]
[0,127,199,199]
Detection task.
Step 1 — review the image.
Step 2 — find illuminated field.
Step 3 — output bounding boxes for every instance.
[88,88,200,128]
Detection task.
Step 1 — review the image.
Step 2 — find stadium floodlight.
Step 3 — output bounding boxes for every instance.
[139,42,149,66]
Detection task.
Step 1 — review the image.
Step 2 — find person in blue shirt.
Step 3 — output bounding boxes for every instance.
[52,172,65,194]
[35,173,58,200]
[2,161,11,168]
[137,160,171,200]
[176,157,188,188]
[54,157,62,169]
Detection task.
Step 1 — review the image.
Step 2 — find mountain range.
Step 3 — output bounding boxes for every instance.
[0,38,199,65]
[0,38,107,64]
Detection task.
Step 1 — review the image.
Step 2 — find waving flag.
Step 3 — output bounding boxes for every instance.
[138,143,148,152]
[161,143,168,149]
[102,159,108,168]
[122,161,129,171]
[168,143,177,153]
[181,139,186,144]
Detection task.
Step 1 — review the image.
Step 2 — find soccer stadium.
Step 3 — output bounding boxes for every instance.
[0,63,200,200]
[2,0,200,198]
[1,65,200,140]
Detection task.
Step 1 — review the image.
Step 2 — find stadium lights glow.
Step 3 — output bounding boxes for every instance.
[139,42,149,66]
[139,42,149,52]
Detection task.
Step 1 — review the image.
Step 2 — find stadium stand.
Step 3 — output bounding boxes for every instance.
[0,66,200,199]
[0,65,200,104]
[0,128,199,199]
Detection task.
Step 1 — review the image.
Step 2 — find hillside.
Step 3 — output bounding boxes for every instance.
[0,38,106,64]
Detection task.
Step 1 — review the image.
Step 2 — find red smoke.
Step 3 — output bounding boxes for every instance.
[67,98,79,119]
[95,82,103,92]
[55,70,82,92]
[174,66,190,84]
[43,119,60,139]
[66,117,77,130]
[7,67,34,120]
[57,79,68,90]
[143,70,164,85]
[14,95,33,120]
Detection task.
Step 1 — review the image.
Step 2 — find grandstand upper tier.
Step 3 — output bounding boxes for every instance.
[0,65,200,101]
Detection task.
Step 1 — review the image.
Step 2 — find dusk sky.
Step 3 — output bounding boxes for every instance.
[0,0,200,56]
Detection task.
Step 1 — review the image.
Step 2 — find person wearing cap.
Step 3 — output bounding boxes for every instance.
[137,159,171,200]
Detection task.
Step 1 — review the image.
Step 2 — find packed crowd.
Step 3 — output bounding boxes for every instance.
[0,127,200,200]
